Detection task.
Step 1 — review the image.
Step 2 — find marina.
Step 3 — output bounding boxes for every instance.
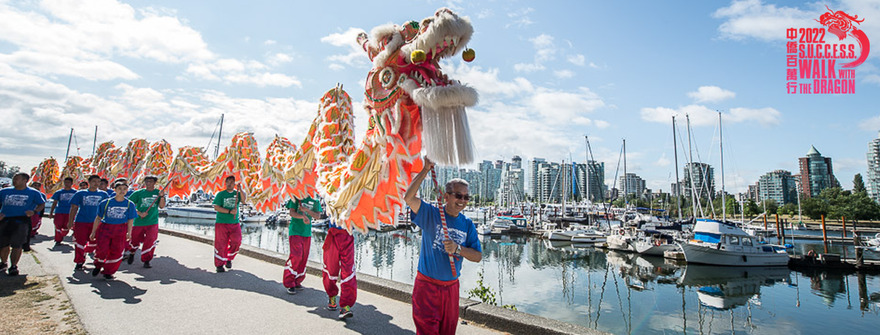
[160,216,880,334]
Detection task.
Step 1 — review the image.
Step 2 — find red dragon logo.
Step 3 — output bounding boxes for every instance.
[816,5,870,68]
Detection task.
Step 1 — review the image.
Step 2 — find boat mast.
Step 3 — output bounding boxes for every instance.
[561,159,566,218]
[623,138,627,209]
[91,125,97,158]
[585,136,590,206]
[719,111,726,222]
[686,115,701,218]
[673,116,682,221]
[64,128,73,163]
[214,113,225,159]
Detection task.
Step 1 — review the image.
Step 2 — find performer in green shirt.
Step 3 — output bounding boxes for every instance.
[212,176,246,273]
[283,196,322,294]
[126,176,165,268]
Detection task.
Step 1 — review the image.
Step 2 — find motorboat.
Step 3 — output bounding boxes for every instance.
[166,204,268,223]
[632,230,680,256]
[678,219,790,266]
[544,224,593,241]
[569,228,606,244]
[606,227,637,252]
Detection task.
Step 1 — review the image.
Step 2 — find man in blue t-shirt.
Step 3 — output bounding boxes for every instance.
[404,158,482,335]
[0,173,47,276]
[68,175,110,270]
[49,177,77,246]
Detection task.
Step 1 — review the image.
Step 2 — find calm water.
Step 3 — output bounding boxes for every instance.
[160,217,880,334]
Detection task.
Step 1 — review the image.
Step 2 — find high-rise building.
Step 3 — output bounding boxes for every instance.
[798,145,838,198]
[511,155,522,170]
[758,170,798,205]
[575,160,605,202]
[528,158,546,200]
[682,162,715,200]
[618,173,646,198]
[497,164,525,207]
[867,133,880,203]
[537,162,561,203]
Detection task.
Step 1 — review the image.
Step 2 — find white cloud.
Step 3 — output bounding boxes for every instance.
[553,70,574,79]
[594,120,611,129]
[267,53,293,66]
[640,104,780,126]
[859,115,880,131]
[506,7,535,28]
[443,62,534,97]
[321,27,370,70]
[655,153,671,167]
[567,54,585,66]
[264,40,277,46]
[687,86,736,103]
[713,0,817,41]
[186,58,301,87]
[514,63,545,72]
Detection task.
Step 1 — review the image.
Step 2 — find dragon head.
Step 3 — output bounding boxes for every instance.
[358,8,477,165]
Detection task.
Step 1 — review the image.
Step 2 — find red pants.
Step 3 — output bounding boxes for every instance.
[322,227,356,308]
[129,225,159,262]
[214,223,241,267]
[53,214,70,243]
[284,235,310,288]
[73,222,97,264]
[30,214,42,237]
[94,224,127,275]
[412,272,460,335]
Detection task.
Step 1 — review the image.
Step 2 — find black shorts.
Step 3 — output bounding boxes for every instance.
[0,216,29,248]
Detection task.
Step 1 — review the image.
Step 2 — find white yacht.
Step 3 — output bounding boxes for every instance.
[678,219,789,266]
[544,224,592,241]
[569,228,606,244]
[606,227,637,252]
[633,230,681,256]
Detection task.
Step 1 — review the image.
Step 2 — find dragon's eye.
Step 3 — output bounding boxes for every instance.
[379,67,395,88]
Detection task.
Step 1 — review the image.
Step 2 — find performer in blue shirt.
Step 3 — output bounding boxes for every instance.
[68,175,110,270]
[49,177,77,247]
[404,158,482,335]
[90,179,137,280]
[0,173,47,276]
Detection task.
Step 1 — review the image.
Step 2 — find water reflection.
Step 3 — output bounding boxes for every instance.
[160,217,880,334]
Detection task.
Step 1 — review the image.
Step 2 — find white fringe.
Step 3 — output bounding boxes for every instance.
[421,104,475,166]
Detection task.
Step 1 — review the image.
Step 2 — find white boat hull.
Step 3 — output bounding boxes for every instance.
[606,235,636,252]
[166,206,266,223]
[633,242,679,256]
[570,235,606,244]
[679,242,789,266]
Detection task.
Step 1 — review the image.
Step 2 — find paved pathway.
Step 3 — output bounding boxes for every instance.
[19,218,499,335]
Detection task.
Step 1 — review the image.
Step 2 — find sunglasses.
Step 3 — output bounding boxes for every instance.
[447,192,470,201]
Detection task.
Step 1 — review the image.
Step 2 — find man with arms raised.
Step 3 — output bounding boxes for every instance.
[404,158,482,335]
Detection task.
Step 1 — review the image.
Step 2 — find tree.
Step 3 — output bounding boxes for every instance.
[853,173,866,194]
[0,161,21,178]
[744,199,760,217]
[778,203,797,216]
[761,199,778,215]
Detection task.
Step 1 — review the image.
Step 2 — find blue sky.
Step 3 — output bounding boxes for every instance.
[1,0,879,194]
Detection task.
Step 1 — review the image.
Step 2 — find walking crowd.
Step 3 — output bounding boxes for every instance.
[1,159,482,334]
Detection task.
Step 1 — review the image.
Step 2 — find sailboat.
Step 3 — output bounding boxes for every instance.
[679,112,789,266]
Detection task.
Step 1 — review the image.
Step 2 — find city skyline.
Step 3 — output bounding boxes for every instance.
[1,1,879,195]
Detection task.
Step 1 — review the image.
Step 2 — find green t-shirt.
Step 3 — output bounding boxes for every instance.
[213,190,240,224]
[129,189,160,226]
[285,197,322,237]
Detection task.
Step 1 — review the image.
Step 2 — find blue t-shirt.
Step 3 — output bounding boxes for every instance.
[97,198,137,225]
[0,187,46,217]
[51,189,78,214]
[70,190,110,223]
[412,199,481,281]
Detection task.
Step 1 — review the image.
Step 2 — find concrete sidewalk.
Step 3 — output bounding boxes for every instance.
[22,218,500,335]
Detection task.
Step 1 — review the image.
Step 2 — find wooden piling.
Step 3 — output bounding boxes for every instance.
[775,214,783,244]
[763,214,768,231]
[822,214,828,253]
[842,216,847,238]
